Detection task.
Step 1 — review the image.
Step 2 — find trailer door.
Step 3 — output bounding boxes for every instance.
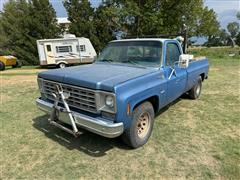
[44,43,55,64]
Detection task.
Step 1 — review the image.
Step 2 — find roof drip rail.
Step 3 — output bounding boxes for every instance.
[122,26,188,53]
[124,33,184,39]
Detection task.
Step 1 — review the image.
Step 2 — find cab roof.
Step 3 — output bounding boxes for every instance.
[111,38,174,43]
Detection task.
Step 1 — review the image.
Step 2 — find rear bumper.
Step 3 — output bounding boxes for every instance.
[36,98,124,138]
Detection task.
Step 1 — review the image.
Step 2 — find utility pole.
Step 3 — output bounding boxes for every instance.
[136,0,141,38]
[181,16,188,54]
[182,24,188,54]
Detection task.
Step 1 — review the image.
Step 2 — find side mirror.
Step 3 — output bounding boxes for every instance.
[178,54,193,68]
[93,55,99,62]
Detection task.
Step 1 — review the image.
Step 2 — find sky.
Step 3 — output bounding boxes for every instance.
[204,0,240,28]
[0,0,239,29]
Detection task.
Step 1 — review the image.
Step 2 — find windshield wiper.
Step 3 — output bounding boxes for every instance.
[122,60,146,68]
[99,59,113,63]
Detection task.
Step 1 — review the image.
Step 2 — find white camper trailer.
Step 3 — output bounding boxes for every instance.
[37,34,96,68]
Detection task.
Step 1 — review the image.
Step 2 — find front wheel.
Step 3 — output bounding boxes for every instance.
[0,61,5,71]
[188,76,202,99]
[121,101,155,149]
[12,61,22,68]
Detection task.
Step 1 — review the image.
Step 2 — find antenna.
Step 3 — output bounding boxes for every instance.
[137,0,141,38]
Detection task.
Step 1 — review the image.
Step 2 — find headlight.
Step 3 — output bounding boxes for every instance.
[37,78,43,92]
[96,92,116,113]
[105,95,114,107]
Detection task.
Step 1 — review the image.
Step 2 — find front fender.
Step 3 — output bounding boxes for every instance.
[128,89,160,113]
[114,70,167,129]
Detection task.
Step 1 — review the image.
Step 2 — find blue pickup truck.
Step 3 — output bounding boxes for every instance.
[36,38,209,148]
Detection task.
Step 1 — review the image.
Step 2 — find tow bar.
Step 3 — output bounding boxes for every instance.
[48,84,80,137]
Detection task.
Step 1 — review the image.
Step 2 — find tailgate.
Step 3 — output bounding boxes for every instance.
[186,58,209,90]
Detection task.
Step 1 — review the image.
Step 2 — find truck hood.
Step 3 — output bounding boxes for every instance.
[38,63,157,92]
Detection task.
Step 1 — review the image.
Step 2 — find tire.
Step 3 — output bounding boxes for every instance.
[12,61,21,68]
[188,76,202,99]
[58,63,66,69]
[0,61,5,71]
[121,101,155,149]
[17,61,22,68]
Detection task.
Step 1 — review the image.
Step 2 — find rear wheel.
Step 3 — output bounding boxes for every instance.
[121,101,155,149]
[12,61,22,68]
[17,61,22,68]
[0,61,5,71]
[188,76,202,99]
[58,63,66,69]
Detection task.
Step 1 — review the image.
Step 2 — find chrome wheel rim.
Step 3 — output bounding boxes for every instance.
[137,112,150,138]
[60,63,66,68]
[196,84,201,96]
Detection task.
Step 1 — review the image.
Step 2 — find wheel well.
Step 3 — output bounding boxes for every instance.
[134,96,159,114]
[200,73,205,81]
[57,61,68,65]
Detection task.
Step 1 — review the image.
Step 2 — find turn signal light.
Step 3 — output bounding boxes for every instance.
[127,103,130,115]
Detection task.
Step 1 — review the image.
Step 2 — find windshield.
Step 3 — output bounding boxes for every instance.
[96,41,162,67]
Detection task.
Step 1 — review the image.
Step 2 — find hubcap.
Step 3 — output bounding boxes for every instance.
[196,84,201,96]
[60,63,66,68]
[137,112,150,138]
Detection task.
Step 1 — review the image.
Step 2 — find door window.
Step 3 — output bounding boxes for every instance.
[166,43,181,66]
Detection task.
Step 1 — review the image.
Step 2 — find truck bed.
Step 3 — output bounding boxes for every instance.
[192,56,207,61]
[186,57,209,91]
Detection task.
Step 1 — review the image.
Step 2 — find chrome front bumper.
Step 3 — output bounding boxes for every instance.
[36,98,124,138]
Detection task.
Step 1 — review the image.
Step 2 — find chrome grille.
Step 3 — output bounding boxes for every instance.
[41,79,97,113]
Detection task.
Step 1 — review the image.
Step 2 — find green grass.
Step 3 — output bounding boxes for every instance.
[0,47,240,179]
[189,46,240,60]
[4,65,42,70]
[1,72,39,76]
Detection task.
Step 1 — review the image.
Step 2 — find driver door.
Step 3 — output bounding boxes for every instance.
[165,42,187,103]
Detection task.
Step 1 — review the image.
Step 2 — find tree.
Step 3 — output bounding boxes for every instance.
[236,11,240,46]
[227,22,240,38]
[219,29,230,45]
[197,7,220,38]
[64,0,220,50]
[29,0,61,38]
[236,12,240,46]
[0,0,60,65]
[237,11,240,20]
[205,29,229,47]
[64,0,98,47]
[236,32,240,46]
[159,0,204,36]
[108,0,220,37]
[92,1,119,51]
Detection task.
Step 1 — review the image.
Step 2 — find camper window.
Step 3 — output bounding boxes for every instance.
[56,46,72,53]
[46,45,51,52]
[77,45,86,52]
